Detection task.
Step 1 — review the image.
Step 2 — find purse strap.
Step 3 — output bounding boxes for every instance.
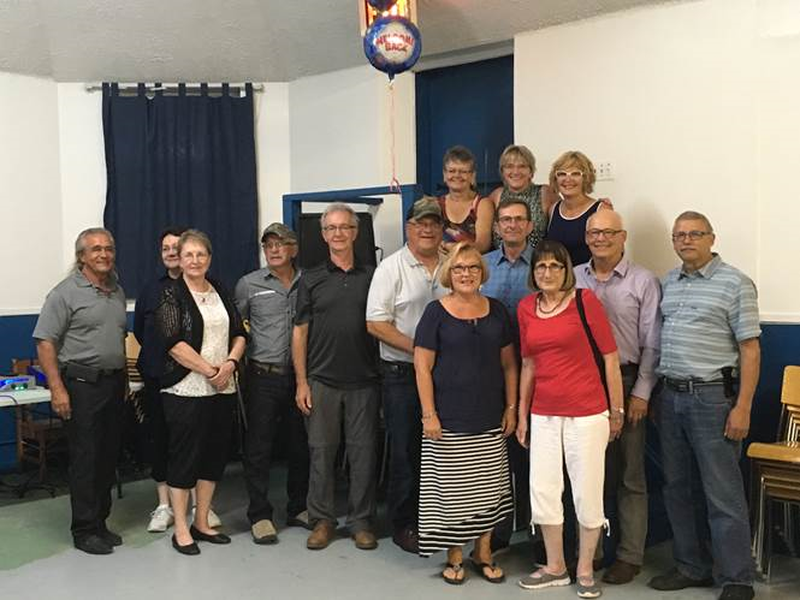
[575,288,609,407]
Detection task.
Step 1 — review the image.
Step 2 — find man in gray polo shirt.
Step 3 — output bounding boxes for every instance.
[366,196,445,553]
[33,227,127,555]
[575,209,662,584]
[236,222,309,545]
[648,211,760,600]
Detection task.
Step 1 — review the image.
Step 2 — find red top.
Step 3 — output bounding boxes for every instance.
[518,290,617,417]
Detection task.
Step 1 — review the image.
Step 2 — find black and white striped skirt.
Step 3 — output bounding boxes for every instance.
[418,427,513,557]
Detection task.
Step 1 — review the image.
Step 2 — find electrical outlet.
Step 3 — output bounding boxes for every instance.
[596,161,614,181]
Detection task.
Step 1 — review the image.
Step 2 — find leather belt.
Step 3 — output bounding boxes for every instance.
[620,363,639,377]
[380,360,414,375]
[663,377,727,394]
[250,359,293,376]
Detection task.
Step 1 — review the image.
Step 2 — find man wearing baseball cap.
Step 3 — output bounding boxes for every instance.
[366,196,447,553]
[235,222,310,544]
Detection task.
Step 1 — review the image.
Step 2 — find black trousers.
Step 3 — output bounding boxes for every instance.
[63,372,125,540]
[243,364,309,523]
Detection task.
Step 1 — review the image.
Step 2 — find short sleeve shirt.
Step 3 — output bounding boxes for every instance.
[658,254,761,381]
[33,270,127,370]
[235,267,300,365]
[518,290,616,417]
[295,259,379,389]
[413,297,513,433]
[365,245,446,363]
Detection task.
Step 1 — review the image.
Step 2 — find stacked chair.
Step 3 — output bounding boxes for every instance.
[747,365,800,580]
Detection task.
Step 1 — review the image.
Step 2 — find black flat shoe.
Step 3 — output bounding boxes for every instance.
[190,525,231,544]
[172,534,200,555]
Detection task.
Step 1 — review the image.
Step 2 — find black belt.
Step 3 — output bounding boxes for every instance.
[250,359,293,376]
[61,363,124,383]
[663,377,728,394]
[380,360,414,375]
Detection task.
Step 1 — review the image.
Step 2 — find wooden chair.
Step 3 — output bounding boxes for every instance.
[12,358,64,495]
[747,365,800,580]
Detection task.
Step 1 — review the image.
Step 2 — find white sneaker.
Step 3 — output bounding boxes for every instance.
[191,506,223,529]
[147,505,174,533]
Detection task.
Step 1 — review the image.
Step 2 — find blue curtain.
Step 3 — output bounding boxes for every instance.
[102,82,259,297]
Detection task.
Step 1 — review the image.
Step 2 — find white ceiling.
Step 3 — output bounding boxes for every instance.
[0,0,677,82]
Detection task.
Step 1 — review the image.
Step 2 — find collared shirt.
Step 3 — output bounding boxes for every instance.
[33,270,127,370]
[366,245,446,363]
[133,271,174,378]
[658,254,761,381]
[235,267,301,365]
[295,258,378,388]
[482,243,534,330]
[575,256,662,400]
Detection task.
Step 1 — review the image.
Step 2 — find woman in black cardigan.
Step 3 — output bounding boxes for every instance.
[156,229,246,555]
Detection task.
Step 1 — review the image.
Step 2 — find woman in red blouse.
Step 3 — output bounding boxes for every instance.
[515,240,623,598]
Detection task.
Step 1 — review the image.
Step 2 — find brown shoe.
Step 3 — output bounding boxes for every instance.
[352,529,378,550]
[306,521,336,550]
[602,559,641,584]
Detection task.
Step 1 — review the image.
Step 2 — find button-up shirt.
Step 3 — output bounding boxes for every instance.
[366,245,446,363]
[658,254,760,381]
[235,267,301,365]
[134,271,175,378]
[33,270,127,370]
[575,256,662,400]
[482,243,534,331]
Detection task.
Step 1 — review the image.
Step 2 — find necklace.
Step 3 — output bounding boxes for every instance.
[537,292,567,315]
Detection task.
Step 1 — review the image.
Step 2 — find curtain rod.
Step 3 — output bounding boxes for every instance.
[84,82,264,93]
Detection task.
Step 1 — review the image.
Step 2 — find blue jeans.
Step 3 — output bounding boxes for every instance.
[380,361,422,532]
[657,384,753,585]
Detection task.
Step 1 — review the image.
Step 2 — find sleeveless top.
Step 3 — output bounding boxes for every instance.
[438,194,481,245]
[492,183,548,250]
[546,199,601,266]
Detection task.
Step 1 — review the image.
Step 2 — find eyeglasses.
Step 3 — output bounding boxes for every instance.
[445,168,473,176]
[586,228,623,239]
[450,264,482,275]
[263,240,295,250]
[409,220,442,230]
[498,215,530,226]
[322,225,357,234]
[671,231,712,242]
[555,170,583,179]
[534,263,565,275]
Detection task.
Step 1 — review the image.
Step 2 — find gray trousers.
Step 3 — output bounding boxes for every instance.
[606,372,648,565]
[306,379,379,533]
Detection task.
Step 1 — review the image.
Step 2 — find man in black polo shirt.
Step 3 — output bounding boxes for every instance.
[293,203,380,551]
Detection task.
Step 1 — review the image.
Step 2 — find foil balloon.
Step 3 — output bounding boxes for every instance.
[363,15,422,81]
[367,0,398,11]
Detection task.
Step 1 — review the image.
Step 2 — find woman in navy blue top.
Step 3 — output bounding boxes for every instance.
[546,151,608,266]
[414,241,518,585]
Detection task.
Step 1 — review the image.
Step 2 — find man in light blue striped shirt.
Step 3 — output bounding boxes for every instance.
[649,211,760,600]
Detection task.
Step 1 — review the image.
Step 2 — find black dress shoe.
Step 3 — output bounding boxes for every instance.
[190,525,231,544]
[648,568,714,591]
[719,584,755,600]
[74,534,113,555]
[98,526,123,547]
[392,526,419,554]
[172,534,200,555]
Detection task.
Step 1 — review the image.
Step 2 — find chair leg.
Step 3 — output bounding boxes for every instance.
[764,497,774,583]
[753,476,766,576]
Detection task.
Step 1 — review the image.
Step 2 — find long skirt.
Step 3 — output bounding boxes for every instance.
[418,427,513,557]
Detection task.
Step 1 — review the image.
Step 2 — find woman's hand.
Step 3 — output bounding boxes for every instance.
[609,412,623,441]
[516,418,529,448]
[422,414,443,441]
[208,360,235,391]
[501,407,517,438]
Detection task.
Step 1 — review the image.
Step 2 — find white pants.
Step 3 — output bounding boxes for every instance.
[529,412,609,529]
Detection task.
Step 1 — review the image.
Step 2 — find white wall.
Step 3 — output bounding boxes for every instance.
[0,73,63,314]
[288,65,416,255]
[514,0,800,322]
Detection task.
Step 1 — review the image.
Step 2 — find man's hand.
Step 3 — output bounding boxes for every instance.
[51,386,72,420]
[725,403,751,441]
[627,396,648,425]
[296,381,312,416]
